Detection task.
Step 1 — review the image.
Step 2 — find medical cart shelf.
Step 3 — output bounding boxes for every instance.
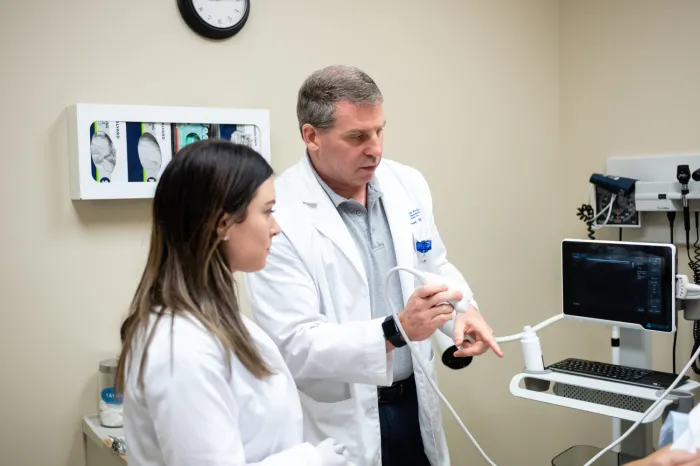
[510,371,700,423]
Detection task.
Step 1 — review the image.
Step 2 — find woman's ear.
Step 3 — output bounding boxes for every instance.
[216,213,232,240]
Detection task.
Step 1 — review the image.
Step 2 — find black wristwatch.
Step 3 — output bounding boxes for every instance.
[382,316,406,348]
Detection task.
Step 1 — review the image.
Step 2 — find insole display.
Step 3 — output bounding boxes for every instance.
[137,132,163,182]
[90,131,116,181]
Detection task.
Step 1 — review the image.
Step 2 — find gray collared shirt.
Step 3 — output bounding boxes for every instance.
[311,165,413,381]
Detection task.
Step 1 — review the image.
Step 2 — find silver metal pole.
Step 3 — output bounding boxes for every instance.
[618,327,654,458]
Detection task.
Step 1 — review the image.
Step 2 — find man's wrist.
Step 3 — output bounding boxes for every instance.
[382,315,406,349]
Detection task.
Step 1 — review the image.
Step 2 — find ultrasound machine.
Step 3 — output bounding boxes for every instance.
[506,239,700,465]
[551,239,685,389]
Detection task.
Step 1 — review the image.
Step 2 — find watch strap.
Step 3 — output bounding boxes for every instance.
[382,315,406,348]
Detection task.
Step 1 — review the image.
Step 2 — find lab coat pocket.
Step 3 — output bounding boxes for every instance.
[414,345,438,398]
[297,390,359,455]
[425,348,437,381]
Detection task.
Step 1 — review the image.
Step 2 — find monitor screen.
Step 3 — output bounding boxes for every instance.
[561,239,676,333]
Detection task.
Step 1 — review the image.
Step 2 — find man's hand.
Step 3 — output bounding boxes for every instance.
[627,445,700,466]
[452,305,503,358]
[397,283,463,342]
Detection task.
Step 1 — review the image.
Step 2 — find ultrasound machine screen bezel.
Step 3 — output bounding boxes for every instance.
[561,239,677,333]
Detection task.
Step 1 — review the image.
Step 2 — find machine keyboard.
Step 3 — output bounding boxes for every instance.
[549,358,651,382]
[547,358,688,389]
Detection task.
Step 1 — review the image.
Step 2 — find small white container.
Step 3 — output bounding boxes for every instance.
[98,359,123,428]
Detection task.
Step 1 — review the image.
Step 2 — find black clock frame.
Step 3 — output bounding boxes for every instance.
[177,0,250,40]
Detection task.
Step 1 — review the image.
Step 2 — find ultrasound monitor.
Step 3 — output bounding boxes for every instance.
[561,239,677,333]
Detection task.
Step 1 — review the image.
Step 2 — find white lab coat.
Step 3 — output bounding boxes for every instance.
[244,155,476,466]
[122,311,324,466]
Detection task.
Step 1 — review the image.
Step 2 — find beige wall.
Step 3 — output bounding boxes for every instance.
[7,0,694,465]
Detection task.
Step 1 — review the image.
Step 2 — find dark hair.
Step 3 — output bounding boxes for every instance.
[116,139,274,394]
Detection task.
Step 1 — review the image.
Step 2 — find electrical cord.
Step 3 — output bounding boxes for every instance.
[693,322,700,375]
[690,212,700,285]
[577,204,596,240]
[694,212,700,275]
[383,269,498,466]
[673,328,678,375]
[577,186,617,239]
[668,211,676,245]
[691,212,700,375]
[593,196,616,230]
[384,267,700,466]
[668,211,677,374]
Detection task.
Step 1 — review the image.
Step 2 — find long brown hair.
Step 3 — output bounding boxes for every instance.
[115,139,274,395]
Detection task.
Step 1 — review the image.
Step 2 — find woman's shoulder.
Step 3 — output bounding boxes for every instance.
[134,312,284,381]
[139,312,228,371]
[126,312,233,403]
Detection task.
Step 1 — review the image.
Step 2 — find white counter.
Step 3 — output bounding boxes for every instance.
[82,414,126,464]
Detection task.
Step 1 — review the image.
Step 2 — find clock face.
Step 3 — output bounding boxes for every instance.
[191,0,248,29]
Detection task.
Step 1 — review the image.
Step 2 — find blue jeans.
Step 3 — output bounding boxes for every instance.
[378,374,431,466]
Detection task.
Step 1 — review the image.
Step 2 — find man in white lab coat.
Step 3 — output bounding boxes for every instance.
[244,65,502,466]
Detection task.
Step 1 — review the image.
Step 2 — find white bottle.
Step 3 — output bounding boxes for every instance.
[521,326,545,372]
[98,359,123,428]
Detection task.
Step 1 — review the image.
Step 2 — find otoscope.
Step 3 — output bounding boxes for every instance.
[678,164,691,246]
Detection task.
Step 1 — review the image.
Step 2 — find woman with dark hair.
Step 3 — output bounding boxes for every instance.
[115,139,351,466]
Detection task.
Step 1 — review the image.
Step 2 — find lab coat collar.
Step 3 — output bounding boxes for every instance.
[298,156,368,288]
[296,156,416,303]
[307,155,383,210]
[373,163,416,304]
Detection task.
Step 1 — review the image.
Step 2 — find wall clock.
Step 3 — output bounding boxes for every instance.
[177,0,250,40]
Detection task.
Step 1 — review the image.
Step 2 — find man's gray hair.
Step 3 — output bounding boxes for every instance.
[297,65,383,133]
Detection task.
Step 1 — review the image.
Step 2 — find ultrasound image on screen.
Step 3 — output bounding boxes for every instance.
[568,253,662,315]
[561,242,674,332]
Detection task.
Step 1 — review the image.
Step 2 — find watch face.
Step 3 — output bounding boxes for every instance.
[382,316,395,335]
[382,316,406,347]
[191,0,248,29]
